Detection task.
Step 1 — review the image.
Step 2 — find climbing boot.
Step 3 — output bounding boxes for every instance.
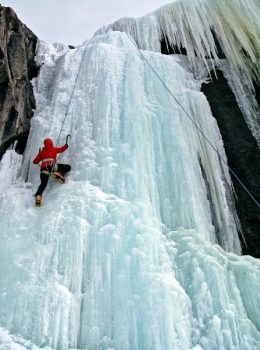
[52,172,65,184]
[35,195,42,207]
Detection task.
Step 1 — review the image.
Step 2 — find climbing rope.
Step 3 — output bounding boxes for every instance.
[113,21,260,210]
[56,30,99,147]
[54,30,100,164]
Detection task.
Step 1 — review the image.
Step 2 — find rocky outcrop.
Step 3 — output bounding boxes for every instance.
[201,71,260,259]
[0,6,38,159]
[161,38,260,259]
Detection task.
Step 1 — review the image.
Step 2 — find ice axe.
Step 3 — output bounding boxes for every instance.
[66,134,71,146]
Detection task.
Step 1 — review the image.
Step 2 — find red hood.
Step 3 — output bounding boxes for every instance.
[43,138,53,149]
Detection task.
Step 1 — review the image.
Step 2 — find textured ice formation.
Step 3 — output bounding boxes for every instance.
[98,0,260,143]
[0,1,260,349]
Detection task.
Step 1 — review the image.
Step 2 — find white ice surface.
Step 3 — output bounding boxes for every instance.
[98,0,260,145]
[0,30,260,350]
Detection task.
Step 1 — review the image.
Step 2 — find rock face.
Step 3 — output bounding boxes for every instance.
[162,36,260,258]
[201,71,260,259]
[0,6,38,159]
[161,33,260,259]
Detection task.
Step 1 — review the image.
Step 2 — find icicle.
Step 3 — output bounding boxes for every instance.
[97,0,260,142]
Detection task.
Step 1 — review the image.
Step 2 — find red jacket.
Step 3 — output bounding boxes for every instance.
[33,138,68,169]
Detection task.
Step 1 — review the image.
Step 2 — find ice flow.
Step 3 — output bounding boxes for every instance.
[0,30,260,350]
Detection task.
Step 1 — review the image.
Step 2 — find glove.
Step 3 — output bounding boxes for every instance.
[65,144,69,147]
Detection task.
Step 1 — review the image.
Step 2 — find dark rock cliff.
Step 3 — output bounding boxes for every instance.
[0,6,38,159]
[161,39,260,259]
[201,71,260,259]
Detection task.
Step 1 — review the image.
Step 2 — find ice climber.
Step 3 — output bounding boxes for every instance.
[33,138,71,207]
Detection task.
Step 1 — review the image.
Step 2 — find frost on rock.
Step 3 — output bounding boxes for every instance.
[0,29,260,350]
[98,0,260,144]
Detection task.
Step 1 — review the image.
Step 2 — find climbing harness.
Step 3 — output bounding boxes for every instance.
[42,158,55,163]
[40,164,58,176]
[37,133,70,174]
[113,21,260,210]
[40,157,56,175]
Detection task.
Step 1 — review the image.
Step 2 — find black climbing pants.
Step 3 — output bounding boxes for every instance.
[35,164,71,196]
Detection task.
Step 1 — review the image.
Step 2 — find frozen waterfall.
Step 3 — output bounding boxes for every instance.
[98,0,260,145]
[0,14,260,350]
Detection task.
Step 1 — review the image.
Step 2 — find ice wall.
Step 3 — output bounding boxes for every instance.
[98,0,260,144]
[0,30,260,350]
